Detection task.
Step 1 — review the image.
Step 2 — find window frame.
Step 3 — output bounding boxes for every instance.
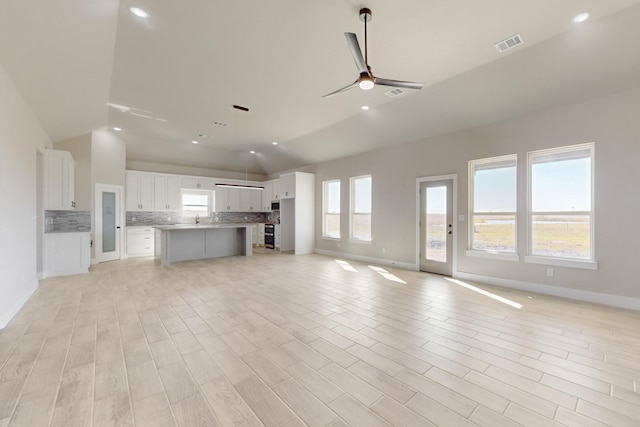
[350,174,372,243]
[524,142,597,269]
[181,189,213,218]
[322,179,341,239]
[467,154,519,261]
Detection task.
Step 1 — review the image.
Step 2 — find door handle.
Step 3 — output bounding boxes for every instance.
[116,226,121,229]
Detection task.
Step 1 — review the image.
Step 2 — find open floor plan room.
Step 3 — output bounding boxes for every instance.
[1,253,639,427]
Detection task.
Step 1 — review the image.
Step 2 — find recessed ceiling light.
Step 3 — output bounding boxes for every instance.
[191,140,198,144]
[249,150,256,154]
[130,7,148,18]
[113,127,122,131]
[272,141,278,145]
[361,105,370,110]
[573,12,589,23]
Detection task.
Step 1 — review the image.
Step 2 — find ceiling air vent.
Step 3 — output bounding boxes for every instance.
[494,34,524,53]
[385,88,405,98]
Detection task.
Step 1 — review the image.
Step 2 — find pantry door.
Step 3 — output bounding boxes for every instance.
[95,184,123,263]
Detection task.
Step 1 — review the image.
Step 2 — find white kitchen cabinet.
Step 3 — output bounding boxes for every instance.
[279,173,295,199]
[274,224,282,250]
[126,226,155,257]
[257,223,265,246]
[215,186,240,212]
[272,179,281,201]
[182,177,216,190]
[154,176,182,211]
[240,188,262,212]
[126,172,154,211]
[44,232,90,277]
[44,149,75,210]
[262,182,273,211]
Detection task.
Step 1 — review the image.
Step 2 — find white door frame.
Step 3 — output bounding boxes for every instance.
[95,183,124,263]
[415,174,458,275]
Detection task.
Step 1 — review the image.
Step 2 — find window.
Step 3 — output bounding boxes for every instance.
[469,155,517,254]
[322,180,341,238]
[182,190,212,217]
[350,175,372,241]
[528,143,594,262]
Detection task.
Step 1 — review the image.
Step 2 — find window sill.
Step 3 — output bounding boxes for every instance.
[321,235,341,241]
[349,238,372,245]
[524,256,598,270]
[466,250,519,262]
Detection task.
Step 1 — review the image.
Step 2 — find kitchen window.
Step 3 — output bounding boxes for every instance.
[526,143,596,268]
[468,155,518,259]
[322,179,341,239]
[182,190,212,218]
[350,175,372,242]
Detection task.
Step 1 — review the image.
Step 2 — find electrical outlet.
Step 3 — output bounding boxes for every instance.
[547,268,554,277]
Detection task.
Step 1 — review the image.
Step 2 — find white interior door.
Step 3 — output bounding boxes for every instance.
[420,178,454,275]
[96,184,123,263]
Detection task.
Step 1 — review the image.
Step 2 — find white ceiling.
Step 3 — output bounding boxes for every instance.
[2,0,640,175]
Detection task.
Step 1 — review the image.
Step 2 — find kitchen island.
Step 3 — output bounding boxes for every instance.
[154,223,253,265]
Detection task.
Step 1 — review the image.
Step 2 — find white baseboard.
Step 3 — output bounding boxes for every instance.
[455,271,640,311]
[314,249,418,271]
[0,281,39,329]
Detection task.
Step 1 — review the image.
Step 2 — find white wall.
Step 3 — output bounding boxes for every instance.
[0,62,51,328]
[313,86,640,306]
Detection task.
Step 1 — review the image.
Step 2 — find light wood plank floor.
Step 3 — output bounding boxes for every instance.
[1,251,639,426]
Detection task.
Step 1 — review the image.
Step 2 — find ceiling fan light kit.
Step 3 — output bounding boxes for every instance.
[323,7,424,98]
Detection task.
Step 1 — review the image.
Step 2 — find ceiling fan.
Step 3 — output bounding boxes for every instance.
[322,7,424,98]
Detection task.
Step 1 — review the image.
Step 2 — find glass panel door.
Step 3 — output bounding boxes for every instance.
[103,191,116,253]
[420,179,454,275]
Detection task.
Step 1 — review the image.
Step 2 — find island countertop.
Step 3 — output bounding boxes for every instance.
[153,223,256,231]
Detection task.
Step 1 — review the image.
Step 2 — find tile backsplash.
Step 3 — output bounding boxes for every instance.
[45,210,91,233]
[126,211,274,226]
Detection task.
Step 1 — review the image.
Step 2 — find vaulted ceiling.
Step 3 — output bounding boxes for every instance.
[2,1,640,175]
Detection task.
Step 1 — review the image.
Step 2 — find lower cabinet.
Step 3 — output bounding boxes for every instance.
[274,224,281,250]
[257,224,265,246]
[126,226,155,257]
[44,232,90,277]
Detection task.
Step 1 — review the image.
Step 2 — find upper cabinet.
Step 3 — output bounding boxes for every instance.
[240,188,262,212]
[126,172,154,211]
[215,186,240,212]
[154,176,182,211]
[262,181,273,211]
[279,173,295,199]
[44,149,75,210]
[182,177,216,190]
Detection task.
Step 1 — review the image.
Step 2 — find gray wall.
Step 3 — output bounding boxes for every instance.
[313,86,640,303]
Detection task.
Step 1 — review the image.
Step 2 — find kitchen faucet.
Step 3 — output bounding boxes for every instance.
[195,214,200,224]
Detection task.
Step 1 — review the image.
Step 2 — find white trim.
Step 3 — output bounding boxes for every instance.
[315,248,418,271]
[0,281,38,329]
[454,271,640,311]
[466,250,520,262]
[524,255,598,270]
[416,174,458,275]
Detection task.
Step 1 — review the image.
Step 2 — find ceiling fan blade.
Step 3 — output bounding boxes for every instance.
[322,81,359,98]
[345,32,368,74]
[374,77,425,91]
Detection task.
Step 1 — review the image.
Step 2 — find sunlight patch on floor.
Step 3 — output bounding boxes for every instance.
[335,259,358,272]
[445,277,523,309]
[368,265,407,284]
